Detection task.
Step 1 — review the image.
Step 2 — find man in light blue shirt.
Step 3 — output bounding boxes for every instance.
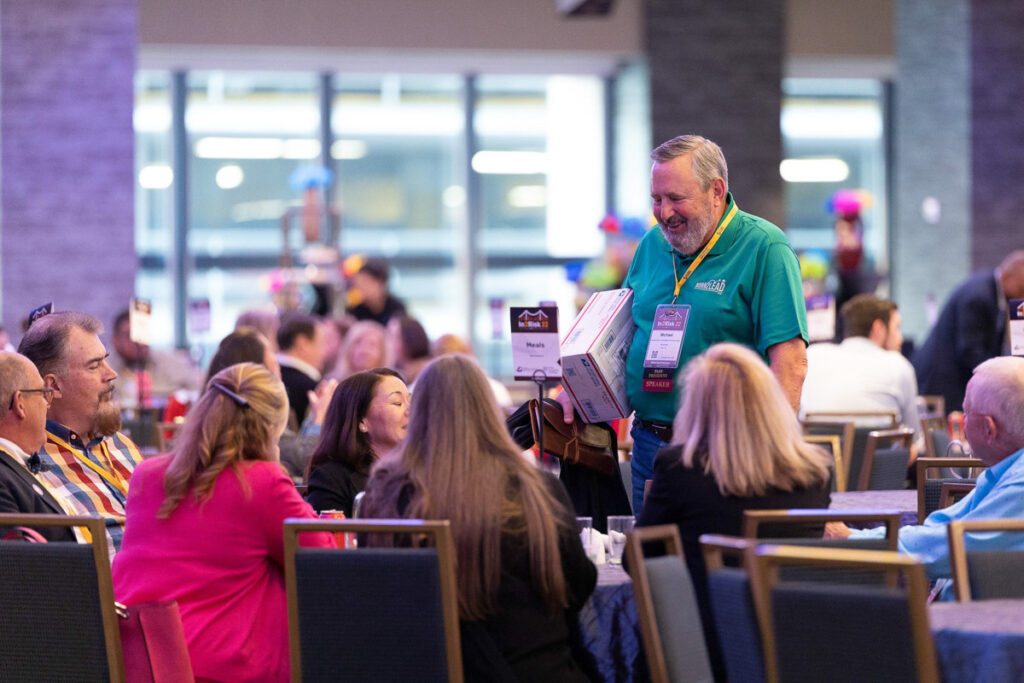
[828,355,1024,597]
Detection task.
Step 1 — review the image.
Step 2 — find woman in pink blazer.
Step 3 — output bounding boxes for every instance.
[113,362,332,682]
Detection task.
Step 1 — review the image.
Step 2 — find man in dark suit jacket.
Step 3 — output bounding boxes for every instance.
[0,351,76,542]
[276,313,325,426]
[913,251,1024,413]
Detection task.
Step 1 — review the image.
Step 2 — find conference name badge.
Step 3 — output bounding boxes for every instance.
[642,304,690,392]
[1010,299,1024,356]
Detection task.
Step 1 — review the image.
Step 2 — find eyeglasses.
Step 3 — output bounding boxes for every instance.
[9,387,55,410]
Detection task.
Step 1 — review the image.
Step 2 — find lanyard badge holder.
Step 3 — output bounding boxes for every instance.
[642,305,690,391]
[641,202,738,392]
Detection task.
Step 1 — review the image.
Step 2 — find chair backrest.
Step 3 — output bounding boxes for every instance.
[742,509,900,586]
[939,482,975,509]
[741,509,900,551]
[753,545,938,683]
[948,519,1024,601]
[917,394,945,418]
[805,418,896,492]
[857,428,914,490]
[804,435,845,492]
[625,524,713,683]
[0,514,123,682]
[283,518,463,683]
[802,420,854,489]
[699,535,766,683]
[120,417,165,455]
[803,411,899,428]
[915,457,986,523]
[919,415,947,458]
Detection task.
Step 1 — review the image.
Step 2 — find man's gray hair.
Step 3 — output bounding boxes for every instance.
[17,311,102,378]
[650,135,729,192]
[967,356,1024,445]
[0,352,34,420]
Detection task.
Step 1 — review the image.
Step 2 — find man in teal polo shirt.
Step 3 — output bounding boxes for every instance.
[560,135,808,508]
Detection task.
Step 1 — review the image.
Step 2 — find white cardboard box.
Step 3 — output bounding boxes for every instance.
[560,288,635,423]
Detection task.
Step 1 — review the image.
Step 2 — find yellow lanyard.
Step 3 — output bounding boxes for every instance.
[48,433,129,496]
[670,201,739,301]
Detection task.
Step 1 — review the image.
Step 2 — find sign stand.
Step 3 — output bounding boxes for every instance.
[509,305,562,462]
[532,370,548,460]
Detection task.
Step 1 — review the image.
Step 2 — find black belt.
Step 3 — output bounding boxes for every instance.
[637,418,673,444]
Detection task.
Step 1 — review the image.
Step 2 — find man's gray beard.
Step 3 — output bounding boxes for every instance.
[91,401,122,439]
[660,218,713,255]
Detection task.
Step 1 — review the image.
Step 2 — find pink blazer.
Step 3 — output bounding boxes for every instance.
[113,456,332,682]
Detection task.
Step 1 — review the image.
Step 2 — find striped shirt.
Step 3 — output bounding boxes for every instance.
[34,420,144,553]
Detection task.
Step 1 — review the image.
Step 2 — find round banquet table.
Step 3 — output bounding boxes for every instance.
[829,489,919,527]
[576,564,648,683]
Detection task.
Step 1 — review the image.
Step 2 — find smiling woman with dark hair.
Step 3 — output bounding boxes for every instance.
[305,367,409,516]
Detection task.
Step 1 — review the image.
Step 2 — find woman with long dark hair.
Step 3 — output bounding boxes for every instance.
[305,368,409,516]
[360,354,596,681]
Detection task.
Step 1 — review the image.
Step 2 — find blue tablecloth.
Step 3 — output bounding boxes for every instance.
[829,489,918,527]
[930,600,1024,682]
[576,564,649,683]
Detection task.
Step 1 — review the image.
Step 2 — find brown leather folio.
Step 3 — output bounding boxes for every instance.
[527,398,618,478]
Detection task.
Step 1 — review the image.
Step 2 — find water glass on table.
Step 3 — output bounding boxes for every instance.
[576,516,599,563]
[606,515,635,565]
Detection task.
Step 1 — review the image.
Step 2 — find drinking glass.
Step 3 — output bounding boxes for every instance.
[606,515,635,565]
[576,516,598,562]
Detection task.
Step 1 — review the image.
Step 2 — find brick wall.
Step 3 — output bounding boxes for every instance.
[1,0,137,343]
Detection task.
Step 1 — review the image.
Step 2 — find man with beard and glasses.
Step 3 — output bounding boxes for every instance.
[18,311,144,552]
[558,135,808,509]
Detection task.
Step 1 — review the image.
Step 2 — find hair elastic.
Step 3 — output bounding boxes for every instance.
[212,383,249,407]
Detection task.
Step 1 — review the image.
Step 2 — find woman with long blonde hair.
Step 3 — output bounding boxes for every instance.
[113,363,332,682]
[360,354,596,681]
[637,342,832,681]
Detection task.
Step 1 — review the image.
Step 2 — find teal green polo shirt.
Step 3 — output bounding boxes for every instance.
[623,193,808,424]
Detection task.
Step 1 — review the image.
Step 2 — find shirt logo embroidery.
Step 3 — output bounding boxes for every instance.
[694,278,726,294]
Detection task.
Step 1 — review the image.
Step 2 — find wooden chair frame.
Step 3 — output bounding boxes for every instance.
[753,544,938,683]
[804,434,845,492]
[917,394,945,418]
[624,524,686,683]
[0,513,123,682]
[804,411,899,428]
[741,509,901,553]
[939,482,976,509]
[801,420,855,487]
[915,457,987,523]
[700,533,759,572]
[919,416,948,458]
[282,518,463,683]
[948,519,1024,601]
[699,535,770,681]
[858,428,914,491]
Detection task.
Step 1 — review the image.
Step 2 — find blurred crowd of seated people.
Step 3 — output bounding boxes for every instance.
[5,287,1024,681]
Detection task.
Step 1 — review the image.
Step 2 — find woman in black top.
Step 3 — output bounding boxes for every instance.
[360,354,597,682]
[305,368,409,517]
[637,343,832,681]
